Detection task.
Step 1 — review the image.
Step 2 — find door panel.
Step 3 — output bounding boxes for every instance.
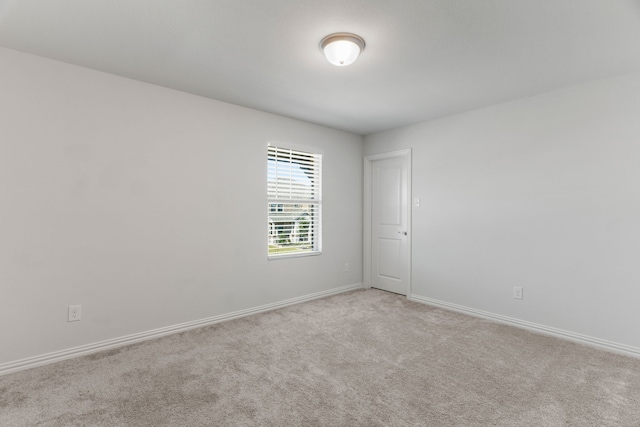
[378,166,402,225]
[377,238,401,279]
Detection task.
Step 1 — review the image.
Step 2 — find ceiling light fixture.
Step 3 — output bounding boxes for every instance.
[320,33,365,67]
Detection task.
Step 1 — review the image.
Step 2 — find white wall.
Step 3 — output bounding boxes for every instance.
[0,47,363,366]
[365,72,640,351]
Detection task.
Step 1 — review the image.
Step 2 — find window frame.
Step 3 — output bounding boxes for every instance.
[267,143,322,260]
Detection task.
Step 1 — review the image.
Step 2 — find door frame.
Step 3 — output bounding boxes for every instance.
[363,149,412,296]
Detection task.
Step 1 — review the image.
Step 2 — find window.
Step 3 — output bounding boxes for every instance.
[267,144,322,257]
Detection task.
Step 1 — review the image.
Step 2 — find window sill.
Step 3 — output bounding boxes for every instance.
[268,251,322,261]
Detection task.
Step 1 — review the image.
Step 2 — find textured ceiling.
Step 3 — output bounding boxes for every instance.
[1,0,640,135]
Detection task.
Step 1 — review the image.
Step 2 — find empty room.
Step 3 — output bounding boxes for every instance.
[2,0,640,425]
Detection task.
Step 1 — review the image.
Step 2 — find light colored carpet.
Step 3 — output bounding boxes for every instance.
[1,289,640,426]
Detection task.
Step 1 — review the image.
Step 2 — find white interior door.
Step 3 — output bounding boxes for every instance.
[367,151,411,295]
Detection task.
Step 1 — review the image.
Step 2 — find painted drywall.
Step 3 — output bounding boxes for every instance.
[364,72,640,350]
[0,47,363,365]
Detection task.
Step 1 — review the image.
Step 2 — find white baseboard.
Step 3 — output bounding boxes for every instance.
[410,294,640,359]
[0,283,364,376]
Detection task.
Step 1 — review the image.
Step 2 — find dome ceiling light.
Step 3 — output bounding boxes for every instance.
[320,33,366,67]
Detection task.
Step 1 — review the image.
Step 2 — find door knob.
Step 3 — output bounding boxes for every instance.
[398,231,407,236]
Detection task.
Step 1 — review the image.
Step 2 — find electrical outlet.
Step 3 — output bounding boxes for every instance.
[68,305,81,322]
[344,262,350,272]
[513,287,523,300]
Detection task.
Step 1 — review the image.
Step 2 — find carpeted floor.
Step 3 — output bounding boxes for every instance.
[1,289,640,426]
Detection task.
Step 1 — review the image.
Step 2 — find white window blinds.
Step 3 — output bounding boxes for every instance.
[267,145,322,257]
